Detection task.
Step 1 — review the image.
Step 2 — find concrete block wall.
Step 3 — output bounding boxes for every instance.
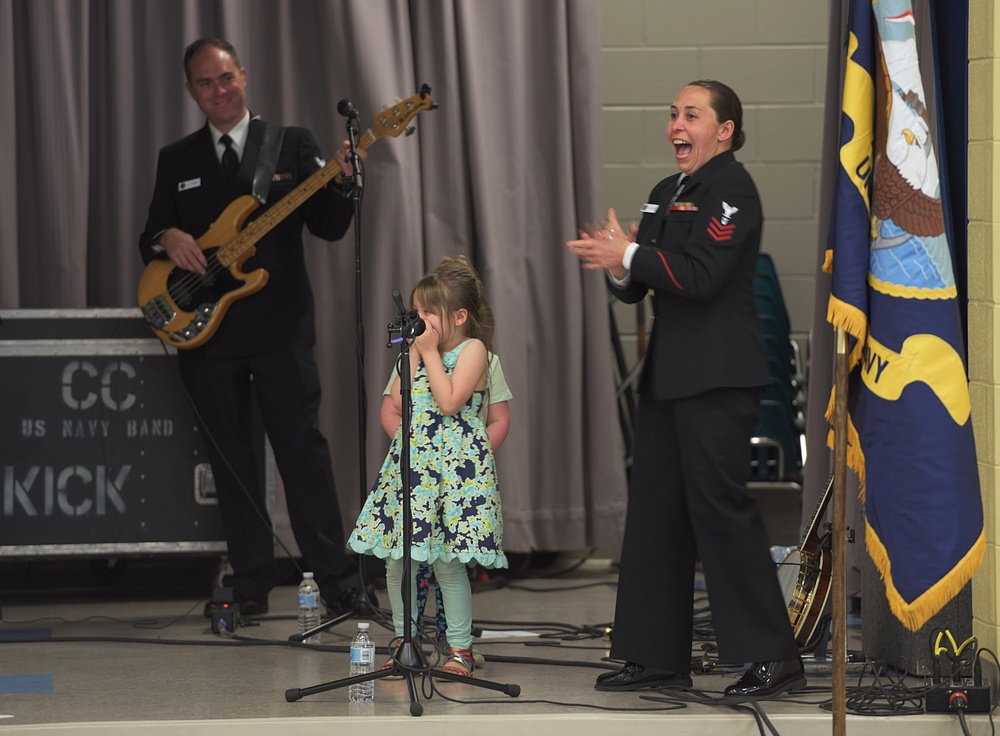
[968,0,1000,655]
[600,0,830,365]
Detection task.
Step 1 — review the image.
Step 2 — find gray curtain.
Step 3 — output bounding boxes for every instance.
[0,0,627,554]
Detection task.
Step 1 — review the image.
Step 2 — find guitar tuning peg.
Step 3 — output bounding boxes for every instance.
[405,126,416,136]
[395,97,402,103]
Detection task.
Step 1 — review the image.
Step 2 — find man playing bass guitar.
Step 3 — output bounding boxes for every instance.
[138,37,369,618]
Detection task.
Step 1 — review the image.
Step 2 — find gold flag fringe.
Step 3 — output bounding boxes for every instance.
[824,395,867,501]
[822,248,834,274]
[865,523,986,632]
[826,294,867,343]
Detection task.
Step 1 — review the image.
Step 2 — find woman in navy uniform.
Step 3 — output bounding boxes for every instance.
[567,80,804,697]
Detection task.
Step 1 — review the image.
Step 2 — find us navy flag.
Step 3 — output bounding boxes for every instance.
[824,0,983,632]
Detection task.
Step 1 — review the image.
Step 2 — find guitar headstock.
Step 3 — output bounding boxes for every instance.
[369,84,436,139]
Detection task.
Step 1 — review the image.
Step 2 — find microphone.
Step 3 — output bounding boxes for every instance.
[391,289,425,338]
[339,99,363,191]
[337,98,359,119]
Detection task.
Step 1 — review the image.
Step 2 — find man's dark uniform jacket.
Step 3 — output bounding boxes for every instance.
[139,117,353,357]
[137,116,357,607]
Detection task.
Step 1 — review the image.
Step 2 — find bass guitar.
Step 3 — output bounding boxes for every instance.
[138,85,435,349]
[776,473,835,647]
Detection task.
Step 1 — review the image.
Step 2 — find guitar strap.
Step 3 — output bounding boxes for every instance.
[251,121,286,204]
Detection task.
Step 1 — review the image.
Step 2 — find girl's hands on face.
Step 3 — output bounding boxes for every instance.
[413,323,439,356]
[413,307,441,356]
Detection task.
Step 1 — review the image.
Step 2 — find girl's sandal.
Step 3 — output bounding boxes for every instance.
[435,647,475,678]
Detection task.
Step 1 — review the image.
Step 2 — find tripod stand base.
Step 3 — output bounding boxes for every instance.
[428,666,521,696]
[284,651,520,716]
[284,665,410,702]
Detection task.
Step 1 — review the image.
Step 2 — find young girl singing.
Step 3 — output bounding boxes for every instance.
[349,255,506,677]
[380,350,512,657]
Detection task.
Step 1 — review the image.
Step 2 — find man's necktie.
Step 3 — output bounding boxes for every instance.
[220,134,239,183]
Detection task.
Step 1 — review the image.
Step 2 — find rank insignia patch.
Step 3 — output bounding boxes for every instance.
[707,217,736,242]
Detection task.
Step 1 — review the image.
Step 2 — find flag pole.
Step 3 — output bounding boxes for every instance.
[832,326,848,735]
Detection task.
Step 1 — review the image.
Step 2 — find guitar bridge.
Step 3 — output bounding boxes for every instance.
[168,303,218,344]
[141,296,175,329]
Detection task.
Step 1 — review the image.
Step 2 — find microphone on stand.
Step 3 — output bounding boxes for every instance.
[337,98,360,119]
[337,99,363,192]
[392,289,425,338]
[408,317,426,338]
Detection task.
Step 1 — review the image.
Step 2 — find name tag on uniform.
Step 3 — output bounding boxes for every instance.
[178,178,201,191]
[640,203,659,214]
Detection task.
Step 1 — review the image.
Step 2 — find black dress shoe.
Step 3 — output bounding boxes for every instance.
[724,657,806,698]
[594,662,693,691]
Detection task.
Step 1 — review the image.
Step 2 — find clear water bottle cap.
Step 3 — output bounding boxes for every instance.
[303,572,314,579]
[358,622,369,630]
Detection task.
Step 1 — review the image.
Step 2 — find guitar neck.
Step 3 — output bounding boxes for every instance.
[216,128,378,267]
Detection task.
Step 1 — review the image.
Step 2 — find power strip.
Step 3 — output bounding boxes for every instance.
[925,686,991,713]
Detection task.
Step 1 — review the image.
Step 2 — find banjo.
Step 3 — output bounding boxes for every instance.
[776,474,835,647]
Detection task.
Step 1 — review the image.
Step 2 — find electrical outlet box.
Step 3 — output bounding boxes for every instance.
[208,587,240,635]
[925,686,991,713]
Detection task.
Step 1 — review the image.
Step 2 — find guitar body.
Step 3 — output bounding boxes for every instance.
[137,196,267,349]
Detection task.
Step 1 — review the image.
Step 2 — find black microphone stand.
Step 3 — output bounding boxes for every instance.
[342,104,369,611]
[343,106,364,193]
[285,102,375,645]
[285,295,520,716]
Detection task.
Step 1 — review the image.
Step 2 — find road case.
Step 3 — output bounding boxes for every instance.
[0,308,271,557]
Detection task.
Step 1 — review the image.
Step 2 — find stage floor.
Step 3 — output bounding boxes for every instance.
[0,556,991,735]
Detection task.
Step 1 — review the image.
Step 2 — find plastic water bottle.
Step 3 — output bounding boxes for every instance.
[297,572,321,644]
[349,622,376,702]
